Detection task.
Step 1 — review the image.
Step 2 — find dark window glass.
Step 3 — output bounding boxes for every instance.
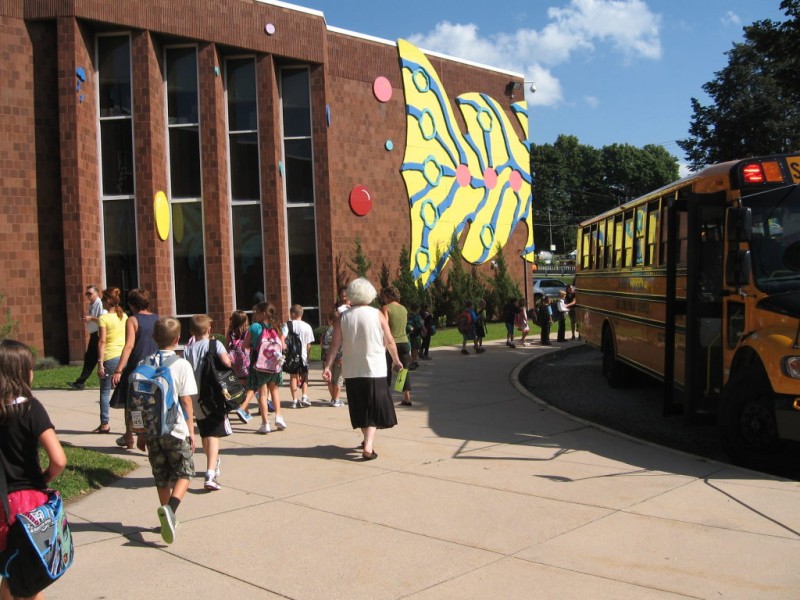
[166,47,198,125]
[281,69,310,138]
[172,202,206,315]
[230,132,259,201]
[232,204,265,310]
[287,206,319,326]
[98,36,131,117]
[227,58,257,132]
[103,199,138,295]
[100,119,134,196]
[169,126,201,198]
[285,139,314,204]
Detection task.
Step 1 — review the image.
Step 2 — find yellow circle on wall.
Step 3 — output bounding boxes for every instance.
[154,191,170,241]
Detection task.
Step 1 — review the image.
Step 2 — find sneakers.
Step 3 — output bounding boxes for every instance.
[330,399,343,407]
[67,381,85,391]
[299,396,311,408]
[506,341,516,348]
[275,415,287,430]
[235,408,252,424]
[461,349,469,355]
[204,476,221,491]
[157,505,176,544]
[291,399,299,409]
[257,421,271,434]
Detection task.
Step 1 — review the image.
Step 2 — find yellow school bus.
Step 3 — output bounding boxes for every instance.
[575,153,800,465]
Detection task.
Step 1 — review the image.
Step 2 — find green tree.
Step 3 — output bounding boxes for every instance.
[445,232,486,323]
[486,243,520,319]
[532,136,677,252]
[348,237,371,278]
[392,246,421,305]
[678,1,800,170]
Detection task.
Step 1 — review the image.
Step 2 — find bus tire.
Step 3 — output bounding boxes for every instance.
[719,367,780,467]
[602,329,626,388]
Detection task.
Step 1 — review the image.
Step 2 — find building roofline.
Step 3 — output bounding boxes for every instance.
[256,0,523,79]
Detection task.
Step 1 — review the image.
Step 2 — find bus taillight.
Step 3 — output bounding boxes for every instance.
[742,163,765,183]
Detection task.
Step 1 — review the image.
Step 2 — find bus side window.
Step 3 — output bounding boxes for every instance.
[646,200,660,265]
[634,207,645,265]
[614,216,624,268]
[623,210,634,266]
[604,218,613,269]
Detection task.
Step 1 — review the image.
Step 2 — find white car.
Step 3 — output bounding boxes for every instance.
[532,278,567,301]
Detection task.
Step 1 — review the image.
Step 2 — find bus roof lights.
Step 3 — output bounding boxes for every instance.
[762,160,785,183]
[742,163,765,184]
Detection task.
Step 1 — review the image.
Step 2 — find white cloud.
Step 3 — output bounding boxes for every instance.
[407,0,662,108]
[585,95,599,108]
[721,11,741,27]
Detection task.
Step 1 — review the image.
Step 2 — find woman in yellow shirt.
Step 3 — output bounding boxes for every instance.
[93,287,127,433]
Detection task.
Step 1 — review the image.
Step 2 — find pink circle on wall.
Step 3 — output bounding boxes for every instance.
[373,76,392,102]
[509,170,522,191]
[456,164,471,187]
[484,167,498,189]
[349,185,373,216]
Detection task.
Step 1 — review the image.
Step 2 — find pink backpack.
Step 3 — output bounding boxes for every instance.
[252,324,284,373]
[228,334,250,379]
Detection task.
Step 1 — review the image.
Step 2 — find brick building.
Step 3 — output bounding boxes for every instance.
[0,0,530,362]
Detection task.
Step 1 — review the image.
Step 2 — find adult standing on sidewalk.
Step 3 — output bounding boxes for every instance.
[380,286,412,406]
[322,278,402,460]
[93,288,127,434]
[69,285,106,390]
[110,288,159,449]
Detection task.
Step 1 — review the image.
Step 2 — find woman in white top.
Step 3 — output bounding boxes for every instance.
[322,278,402,460]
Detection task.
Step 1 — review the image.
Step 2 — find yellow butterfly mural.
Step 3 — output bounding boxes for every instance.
[398,39,534,287]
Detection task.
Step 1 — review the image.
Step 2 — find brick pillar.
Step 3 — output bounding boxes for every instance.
[57,17,102,362]
[131,31,173,317]
[198,43,234,329]
[257,55,289,316]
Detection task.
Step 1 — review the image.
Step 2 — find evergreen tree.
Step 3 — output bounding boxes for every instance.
[392,246,421,305]
[348,237,371,278]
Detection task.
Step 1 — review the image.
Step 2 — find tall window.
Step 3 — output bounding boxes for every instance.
[281,67,319,326]
[166,46,205,325]
[97,34,138,295]
[226,57,264,310]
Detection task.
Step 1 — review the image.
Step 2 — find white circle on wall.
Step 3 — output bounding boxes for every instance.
[265,23,276,35]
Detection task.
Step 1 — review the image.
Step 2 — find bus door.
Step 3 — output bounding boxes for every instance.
[663,191,726,416]
[684,191,726,415]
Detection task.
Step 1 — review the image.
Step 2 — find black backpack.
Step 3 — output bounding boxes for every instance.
[282,321,304,374]
[199,339,246,415]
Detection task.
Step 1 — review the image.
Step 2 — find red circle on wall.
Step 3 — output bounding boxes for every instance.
[349,185,373,216]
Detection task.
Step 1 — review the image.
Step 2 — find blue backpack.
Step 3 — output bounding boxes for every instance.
[128,352,181,438]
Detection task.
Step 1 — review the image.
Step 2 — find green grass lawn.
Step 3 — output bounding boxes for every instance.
[41,444,137,504]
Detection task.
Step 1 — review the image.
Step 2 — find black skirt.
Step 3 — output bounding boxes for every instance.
[344,377,398,430]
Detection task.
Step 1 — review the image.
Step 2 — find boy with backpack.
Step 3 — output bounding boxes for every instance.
[133,317,196,544]
[182,314,234,492]
[284,304,315,409]
[458,301,478,355]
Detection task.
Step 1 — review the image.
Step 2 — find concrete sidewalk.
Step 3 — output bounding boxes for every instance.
[41,340,799,599]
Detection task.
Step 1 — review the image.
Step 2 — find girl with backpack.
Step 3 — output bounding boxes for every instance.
[242,302,286,434]
[226,311,253,424]
[0,339,67,600]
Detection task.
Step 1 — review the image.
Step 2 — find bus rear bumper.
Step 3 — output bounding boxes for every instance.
[776,397,800,442]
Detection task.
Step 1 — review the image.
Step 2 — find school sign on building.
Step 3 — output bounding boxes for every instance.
[0,0,532,362]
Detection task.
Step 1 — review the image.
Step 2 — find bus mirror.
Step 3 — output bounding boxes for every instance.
[726,207,752,242]
[784,241,800,271]
[725,250,752,287]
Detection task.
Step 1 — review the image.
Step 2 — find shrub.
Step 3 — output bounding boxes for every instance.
[34,356,61,371]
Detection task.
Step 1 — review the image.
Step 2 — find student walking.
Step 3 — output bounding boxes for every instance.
[502,298,517,348]
[0,339,68,600]
[381,286,412,406]
[514,298,530,346]
[474,299,487,353]
[139,318,197,544]
[242,302,286,434]
[226,310,253,423]
[321,309,344,406]
[182,315,233,491]
[536,296,553,346]
[285,305,315,409]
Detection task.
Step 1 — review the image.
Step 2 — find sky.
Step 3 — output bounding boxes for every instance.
[281,0,787,171]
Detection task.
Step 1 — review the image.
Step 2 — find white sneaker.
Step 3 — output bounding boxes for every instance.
[299,396,311,407]
[204,476,221,491]
[331,399,343,407]
[291,399,299,409]
[157,505,176,544]
[257,422,271,434]
[275,415,287,430]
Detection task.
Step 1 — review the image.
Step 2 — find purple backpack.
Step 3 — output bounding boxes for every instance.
[228,334,250,379]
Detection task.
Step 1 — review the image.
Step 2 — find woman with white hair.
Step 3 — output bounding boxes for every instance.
[322,278,402,460]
